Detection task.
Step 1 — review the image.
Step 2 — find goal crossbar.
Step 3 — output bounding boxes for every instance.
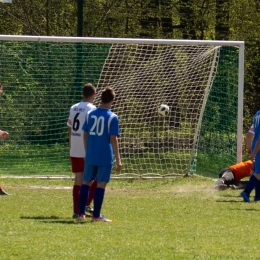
[0,35,244,46]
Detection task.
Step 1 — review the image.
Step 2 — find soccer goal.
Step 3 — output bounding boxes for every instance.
[0,35,244,178]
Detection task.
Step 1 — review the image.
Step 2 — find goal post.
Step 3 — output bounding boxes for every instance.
[0,35,244,178]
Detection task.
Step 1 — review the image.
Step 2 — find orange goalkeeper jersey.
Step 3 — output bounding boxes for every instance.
[229,160,253,181]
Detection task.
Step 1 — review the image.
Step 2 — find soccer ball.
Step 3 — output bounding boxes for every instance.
[158,104,170,117]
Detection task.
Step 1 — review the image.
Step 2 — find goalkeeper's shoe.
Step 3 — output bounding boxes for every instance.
[86,205,94,215]
[91,215,112,223]
[241,191,250,202]
[77,214,86,221]
[0,188,9,195]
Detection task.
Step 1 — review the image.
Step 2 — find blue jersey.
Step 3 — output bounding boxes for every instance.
[82,107,120,166]
[252,110,260,152]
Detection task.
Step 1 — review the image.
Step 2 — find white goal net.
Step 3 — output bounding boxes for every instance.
[0,36,244,178]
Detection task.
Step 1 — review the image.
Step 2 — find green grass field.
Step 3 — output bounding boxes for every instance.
[0,176,258,260]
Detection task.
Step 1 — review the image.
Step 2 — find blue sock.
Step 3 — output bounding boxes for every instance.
[255,180,260,199]
[93,187,105,218]
[244,175,258,195]
[78,184,89,215]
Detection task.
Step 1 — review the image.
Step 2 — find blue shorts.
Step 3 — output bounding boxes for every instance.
[83,164,112,183]
[254,153,260,174]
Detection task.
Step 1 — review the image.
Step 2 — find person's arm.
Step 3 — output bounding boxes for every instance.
[67,116,72,157]
[83,132,87,152]
[0,130,9,139]
[110,135,122,172]
[246,131,254,154]
[68,127,71,149]
[251,138,260,161]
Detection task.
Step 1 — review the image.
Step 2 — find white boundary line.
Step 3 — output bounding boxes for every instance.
[0,175,183,180]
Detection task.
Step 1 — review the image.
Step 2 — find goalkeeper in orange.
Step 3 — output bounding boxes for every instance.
[214,160,253,190]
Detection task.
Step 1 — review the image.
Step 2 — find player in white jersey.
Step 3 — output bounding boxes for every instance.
[67,83,97,218]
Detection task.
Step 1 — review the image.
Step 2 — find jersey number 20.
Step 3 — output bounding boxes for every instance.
[89,115,104,136]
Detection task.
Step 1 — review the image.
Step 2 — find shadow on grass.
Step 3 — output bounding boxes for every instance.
[20,215,92,224]
[20,215,60,220]
[229,208,260,211]
[220,194,241,198]
[216,199,242,203]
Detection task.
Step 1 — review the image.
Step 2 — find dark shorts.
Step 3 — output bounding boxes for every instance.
[218,168,234,181]
[70,157,84,173]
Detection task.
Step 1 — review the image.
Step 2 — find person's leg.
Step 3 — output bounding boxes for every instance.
[78,183,90,216]
[78,164,97,219]
[214,168,235,190]
[0,186,9,195]
[243,156,260,202]
[231,180,249,190]
[221,169,236,186]
[254,180,260,201]
[93,184,106,218]
[70,157,84,217]
[86,180,97,207]
[241,174,258,202]
[92,166,112,222]
[72,172,83,217]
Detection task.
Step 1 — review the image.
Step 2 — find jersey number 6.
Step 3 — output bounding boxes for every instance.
[73,113,80,131]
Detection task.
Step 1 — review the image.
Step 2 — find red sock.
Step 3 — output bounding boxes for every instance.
[73,185,81,214]
[87,180,97,206]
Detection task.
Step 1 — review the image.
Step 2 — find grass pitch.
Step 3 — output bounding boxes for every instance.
[0,176,259,259]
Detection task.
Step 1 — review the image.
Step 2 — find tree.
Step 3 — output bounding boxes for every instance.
[215,0,229,40]
[139,0,173,38]
[179,0,197,39]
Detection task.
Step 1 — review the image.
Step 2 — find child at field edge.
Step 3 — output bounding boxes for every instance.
[0,128,9,195]
[78,87,122,222]
[0,83,9,195]
[67,83,98,218]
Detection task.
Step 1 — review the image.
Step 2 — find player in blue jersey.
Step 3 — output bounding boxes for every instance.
[78,87,122,222]
[241,111,260,202]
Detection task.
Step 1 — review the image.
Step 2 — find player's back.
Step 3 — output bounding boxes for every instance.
[229,160,253,180]
[252,110,260,151]
[68,101,96,158]
[85,107,119,166]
